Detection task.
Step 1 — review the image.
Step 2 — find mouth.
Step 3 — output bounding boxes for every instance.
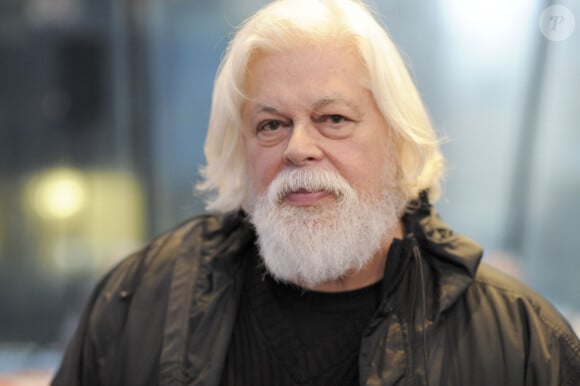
[283,189,334,206]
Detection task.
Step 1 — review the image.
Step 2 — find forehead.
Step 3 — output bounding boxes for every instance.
[243,45,370,108]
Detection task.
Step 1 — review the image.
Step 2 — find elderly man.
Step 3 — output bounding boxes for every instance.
[52,0,580,385]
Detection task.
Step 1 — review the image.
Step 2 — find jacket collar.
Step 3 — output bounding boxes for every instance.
[405,192,483,316]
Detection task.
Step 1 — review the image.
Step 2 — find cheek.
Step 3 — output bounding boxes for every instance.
[332,142,391,191]
[245,143,284,194]
[366,146,394,187]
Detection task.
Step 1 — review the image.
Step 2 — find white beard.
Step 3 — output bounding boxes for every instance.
[247,168,406,287]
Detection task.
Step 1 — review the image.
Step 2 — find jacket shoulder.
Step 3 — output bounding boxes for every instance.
[474,263,578,339]
[470,263,580,382]
[99,211,250,297]
[52,211,251,386]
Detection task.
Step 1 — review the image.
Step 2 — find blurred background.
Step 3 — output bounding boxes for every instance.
[0,0,578,383]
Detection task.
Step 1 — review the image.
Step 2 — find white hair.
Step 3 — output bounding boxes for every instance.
[197,0,445,212]
[249,167,405,287]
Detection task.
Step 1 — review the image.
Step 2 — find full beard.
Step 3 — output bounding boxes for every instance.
[247,168,406,288]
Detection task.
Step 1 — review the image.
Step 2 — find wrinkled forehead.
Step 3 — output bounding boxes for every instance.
[240,41,371,106]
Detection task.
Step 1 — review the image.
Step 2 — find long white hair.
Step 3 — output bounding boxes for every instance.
[197,0,445,212]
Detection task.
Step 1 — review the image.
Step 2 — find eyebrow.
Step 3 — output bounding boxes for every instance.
[253,105,284,116]
[311,97,361,115]
[250,96,362,117]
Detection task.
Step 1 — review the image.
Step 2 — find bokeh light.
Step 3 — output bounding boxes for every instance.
[25,168,88,220]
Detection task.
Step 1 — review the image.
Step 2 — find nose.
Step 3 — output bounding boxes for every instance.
[283,123,324,166]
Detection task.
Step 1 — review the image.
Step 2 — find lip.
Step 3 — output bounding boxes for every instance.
[284,190,333,206]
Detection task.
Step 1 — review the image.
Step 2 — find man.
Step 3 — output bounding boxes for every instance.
[52,0,580,385]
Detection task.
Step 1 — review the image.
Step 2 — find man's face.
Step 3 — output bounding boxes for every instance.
[242,44,394,206]
[240,45,404,288]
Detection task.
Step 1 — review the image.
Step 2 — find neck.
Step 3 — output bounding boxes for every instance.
[298,219,405,293]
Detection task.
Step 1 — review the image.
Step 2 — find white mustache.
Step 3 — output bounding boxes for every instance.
[266,168,354,204]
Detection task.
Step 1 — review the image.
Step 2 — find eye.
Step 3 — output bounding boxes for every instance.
[326,114,346,124]
[254,119,291,145]
[315,113,354,139]
[257,120,283,132]
[316,114,349,125]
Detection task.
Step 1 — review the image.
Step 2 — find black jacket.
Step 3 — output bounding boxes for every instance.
[52,206,580,385]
